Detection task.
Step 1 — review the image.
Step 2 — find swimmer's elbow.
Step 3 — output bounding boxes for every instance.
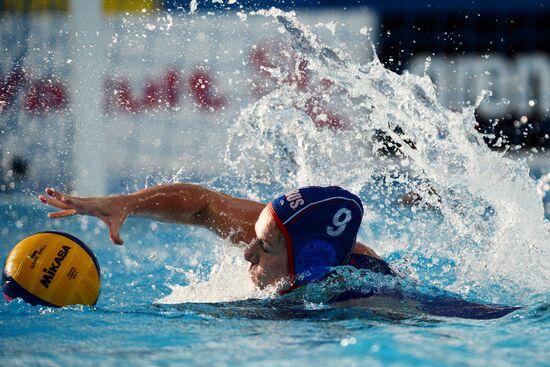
[190,194,211,223]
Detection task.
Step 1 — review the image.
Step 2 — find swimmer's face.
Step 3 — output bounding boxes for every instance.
[244,206,289,291]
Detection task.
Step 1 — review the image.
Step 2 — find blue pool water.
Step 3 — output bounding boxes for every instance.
[1,197,549,366]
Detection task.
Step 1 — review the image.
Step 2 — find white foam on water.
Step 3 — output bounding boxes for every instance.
[156,243,271,304]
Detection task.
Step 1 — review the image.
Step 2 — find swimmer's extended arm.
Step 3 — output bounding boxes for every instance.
[40,185,381,258]
[40,185,263,245]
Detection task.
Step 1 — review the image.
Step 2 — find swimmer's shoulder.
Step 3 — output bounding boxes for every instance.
[352,241,382,259]
[348,253,396,276]
[349,243,395,276]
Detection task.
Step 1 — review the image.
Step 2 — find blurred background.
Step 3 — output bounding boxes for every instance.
[0,0,548,199]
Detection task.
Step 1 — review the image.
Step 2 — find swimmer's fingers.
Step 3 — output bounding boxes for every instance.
[47,209,78,219]
[105,216,125,245]
[40,190,81,218]
[39,194,73,210]
[45,187,83,207]
[45,187,72,202]
[43,187,99,215]
[108,229,124,245]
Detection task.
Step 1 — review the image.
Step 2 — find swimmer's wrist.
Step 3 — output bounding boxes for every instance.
[120,193,140,216]
[122,190,163,217]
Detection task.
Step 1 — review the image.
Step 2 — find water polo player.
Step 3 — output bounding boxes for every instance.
[39,184,519,318]
[39,184,392,292]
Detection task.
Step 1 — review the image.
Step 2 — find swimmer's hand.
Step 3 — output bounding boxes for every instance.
[39,187,127,245]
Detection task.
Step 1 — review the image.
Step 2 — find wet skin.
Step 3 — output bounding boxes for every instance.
[244,207,289,290]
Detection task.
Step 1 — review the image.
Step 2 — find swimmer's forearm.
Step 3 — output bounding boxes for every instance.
[123,183,262,243]
[123,183,211,224]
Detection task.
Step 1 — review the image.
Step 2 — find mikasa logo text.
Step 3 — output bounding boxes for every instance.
[40,246,71,289]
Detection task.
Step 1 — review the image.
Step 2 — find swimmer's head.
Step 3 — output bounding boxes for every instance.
[246,186,363,292]
[244,207,289,290]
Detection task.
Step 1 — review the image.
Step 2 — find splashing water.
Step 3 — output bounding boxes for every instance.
[167,8,549,306]
[157,244,271,304]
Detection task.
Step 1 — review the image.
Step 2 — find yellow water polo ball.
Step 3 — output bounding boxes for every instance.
[2,231,101,307]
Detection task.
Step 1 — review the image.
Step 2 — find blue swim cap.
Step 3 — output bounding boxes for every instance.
[268,186,363,288]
